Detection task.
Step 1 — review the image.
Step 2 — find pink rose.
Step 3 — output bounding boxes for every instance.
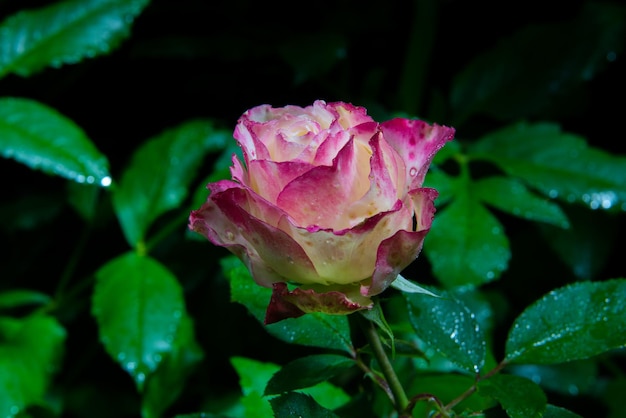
[189,100,454,324]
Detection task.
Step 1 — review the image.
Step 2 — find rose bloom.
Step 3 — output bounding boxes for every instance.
[189,100,454,324]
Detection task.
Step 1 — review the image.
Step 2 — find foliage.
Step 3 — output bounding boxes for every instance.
[0,0,624,417]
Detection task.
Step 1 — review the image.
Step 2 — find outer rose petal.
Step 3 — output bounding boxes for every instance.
[380,118,455,192]
[363,187,439,296]
[265,282,373,324]
[189,186,320,287]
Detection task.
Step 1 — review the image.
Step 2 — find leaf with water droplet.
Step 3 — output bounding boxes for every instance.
[478,374,547,418]
[0,97,110,185]
[473,176,570,228]
[505,278,626,365]
[221,256,353,353]
[425,180,511,288]
[141,313,204,418]
[469,122,626,213]
[405,289,486,374]
[0,0,151,78]
[0,315,66,418]
[113,119,230,247]
[92,252,186,391]
[270,392,339,418]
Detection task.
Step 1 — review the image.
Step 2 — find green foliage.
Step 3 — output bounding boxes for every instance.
[505,279,626,365]
[92,252,189,391]
[0,0,151,78]
[0,0,624,417]
[0,97,110,185]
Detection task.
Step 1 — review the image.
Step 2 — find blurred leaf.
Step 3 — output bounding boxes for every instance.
[0,289,51,310]
[174,414,227,418]
[451,2,626,123]
[508,360,598,397]
[538,206,620,280]
[270,392,339,418]
[473,176,570,228]
[407,374,496,417]
[478,374,547,418]
[222,256,353,353]
[0,97,110,185]
[423,167,457,207]
[0,315,65,418]
[265,354,354,396]
[0,0,151,78]
[431,138,461,165]
[278,32,346,84]
[141,314,204,418]
[113,119,230,247]
[405,290,486,374]
[469,122,626,212]
[543,404,583,418]
[92,252,185,391]
[425,178,511,287]
[505,279,626,365]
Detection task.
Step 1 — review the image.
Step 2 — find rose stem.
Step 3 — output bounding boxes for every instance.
[359,314,409,412]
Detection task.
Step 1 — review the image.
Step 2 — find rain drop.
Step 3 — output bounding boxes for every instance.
[225,230,235,240]
[409,167,418,177]
[101,176,112,187]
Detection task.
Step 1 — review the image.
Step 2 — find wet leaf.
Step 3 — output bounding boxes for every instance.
[505,279,626,364]
[0,0,151,78]
[473,176,569,228]
[543,404,583,418]
[113,119,230,247]
[0,315,66,418]
[405,289,486,374]
[469,122,626,212]
[270,392,339,418]
[479,374,546,418]
[425,180,510,287]
[92,252,186,391]
[222,256,353,353]
[0,97,110,185]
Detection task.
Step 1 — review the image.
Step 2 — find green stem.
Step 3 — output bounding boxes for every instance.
[360,314,409,412]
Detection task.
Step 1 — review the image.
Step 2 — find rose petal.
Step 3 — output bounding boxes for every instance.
[277,137,372,229]
[277,199,413,285]
[190,186,320,287]
[380,118,455,192]
[247,159,314,204]
[265,282,373,324]
[363,187,439,296]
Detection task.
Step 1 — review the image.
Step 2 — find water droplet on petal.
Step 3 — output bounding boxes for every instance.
[409,167,418,177]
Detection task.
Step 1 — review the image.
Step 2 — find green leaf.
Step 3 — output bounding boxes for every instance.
[390,274,438,296]
[0,315,66,418]
[505,279,626,365]
[543,404,583,418]
[359,303,395,356]
[405,290,486,373]
[469,122,626,212]
[270,392,339,418]
[0,97,111,185]
[141,313,204,418]
[265,354,354,396]
[92,252,186,391]
[0,289,51,310]
[508,360,598,397]
[473,176,569,228]
[0,0,151,78]
[451,2,626,123]
[478,374,547,418]
[222,256,353,354]
[113,119,230,247]
[425,182,510,287]
[423,167,457,207]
